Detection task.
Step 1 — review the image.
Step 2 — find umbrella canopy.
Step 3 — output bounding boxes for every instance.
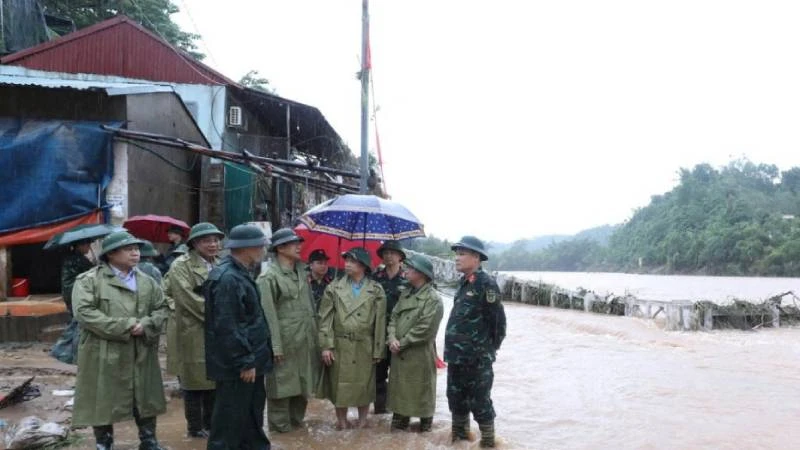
[294,224,382,270]
[123,215,190,243]
[43,224,119,250]
[298,194,425,241]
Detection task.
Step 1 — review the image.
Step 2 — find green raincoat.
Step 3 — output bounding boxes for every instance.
[162,273,179,376]
[168,251,217,390]
[317,276,386,407]
[257,261,319,399]
[72,264,169,426]
[387,282,444,418]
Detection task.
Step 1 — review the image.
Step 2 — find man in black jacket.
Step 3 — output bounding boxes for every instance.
[204,224,273,450]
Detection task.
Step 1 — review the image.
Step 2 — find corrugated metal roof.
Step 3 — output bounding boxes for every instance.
[0,16,237,86]
[0,66,174,96]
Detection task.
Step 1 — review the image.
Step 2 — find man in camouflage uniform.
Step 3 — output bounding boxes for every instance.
[307,249,335,312]
[444,236,507,448]
[371,240,407,414]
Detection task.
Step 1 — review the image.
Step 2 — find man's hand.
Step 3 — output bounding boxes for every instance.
[388,339,401,354]
[322,349,335,366]
[130,323,144,336]
[240,368,256,383]
[274,354,285,365]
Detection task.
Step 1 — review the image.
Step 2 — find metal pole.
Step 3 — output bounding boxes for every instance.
[359,0,370,194]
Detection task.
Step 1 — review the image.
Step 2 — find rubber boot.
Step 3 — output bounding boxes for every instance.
[479,421,496,448]
[419,417,433,432]
[135,416,165,450]
[451,414,469,442]
[390,413,409,431]
[93,425,114,450]
[184,391,208,437]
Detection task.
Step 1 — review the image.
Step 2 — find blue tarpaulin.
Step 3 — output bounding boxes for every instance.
[0,118,119,233]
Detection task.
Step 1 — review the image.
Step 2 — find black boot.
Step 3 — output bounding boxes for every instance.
[202,390,215,433]
[93,425,114,450]
[390,413,409,431]
[451,413,469,442]
[135,416,165,450]
[184,390,208,438]
[419,417,433,432]
[479,421,496,448]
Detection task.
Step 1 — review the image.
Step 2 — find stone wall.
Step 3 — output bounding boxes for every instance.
[406,250,460,284]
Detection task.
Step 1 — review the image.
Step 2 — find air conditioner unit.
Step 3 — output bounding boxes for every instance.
[228,106,243,127]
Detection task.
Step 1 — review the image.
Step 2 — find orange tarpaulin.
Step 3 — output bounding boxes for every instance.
[0,211,103,247]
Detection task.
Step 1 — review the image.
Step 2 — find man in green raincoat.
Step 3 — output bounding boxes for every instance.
[167,223,225,438]
[72,231,169,450]
[162,244,188,378]
[257,228,320,433]
[318,247,387,430]
[138,241,163,285]
[387,254,444,432]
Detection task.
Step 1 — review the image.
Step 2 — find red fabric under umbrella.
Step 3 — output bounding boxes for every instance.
[123,215,190,243]
[294,224,382,270]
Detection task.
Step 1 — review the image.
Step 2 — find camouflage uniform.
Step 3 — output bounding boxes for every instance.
[61,252,95,316]
[444,268,506,439]
[308,269,335,312]
[372,266,407,413]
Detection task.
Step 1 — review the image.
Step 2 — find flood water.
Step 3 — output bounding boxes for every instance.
[504,271,800,303]
[53,284,800,450]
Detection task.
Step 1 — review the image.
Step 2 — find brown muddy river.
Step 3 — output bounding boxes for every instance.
[4,292,800,449]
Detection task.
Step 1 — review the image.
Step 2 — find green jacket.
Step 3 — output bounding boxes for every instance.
[162,272,179,376]
[72,264,169,426]
[168,251,217,390]
[61,253,94,314]
[257,261,320,399]
[317,276,386,407]
[387,282,444,417]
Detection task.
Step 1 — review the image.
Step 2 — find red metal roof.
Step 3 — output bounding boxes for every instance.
[0,16,237,86]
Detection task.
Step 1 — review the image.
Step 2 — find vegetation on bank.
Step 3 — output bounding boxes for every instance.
[487,160,800,277]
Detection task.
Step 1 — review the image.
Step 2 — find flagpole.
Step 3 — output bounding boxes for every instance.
[359,0,370,194]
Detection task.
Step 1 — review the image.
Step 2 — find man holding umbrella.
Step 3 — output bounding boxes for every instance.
[372,240,408,414]
[445,236,507,448]
[307,249,335,312]
[204,224,273,450]
[167,223,225,438]
[71,231,169,450]
[257,228,320,433]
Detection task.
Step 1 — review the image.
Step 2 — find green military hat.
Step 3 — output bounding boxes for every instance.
[451,235,489,261]
[223,224,268,249]
[342,247,373,274]
[139,240,159,257]
[269,228,304,252]
[187,222,225,248]
[404,254,434,280]
[377,240,406,260]
[170,243,189,256]
[100,231,144,256]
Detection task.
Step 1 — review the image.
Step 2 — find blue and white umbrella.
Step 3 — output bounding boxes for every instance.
[298,194,425,241]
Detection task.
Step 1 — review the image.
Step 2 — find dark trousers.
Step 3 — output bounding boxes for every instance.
[375,355,391,410]
[207,376,270,450]
[184,389,215,432]
[446,360,496,423]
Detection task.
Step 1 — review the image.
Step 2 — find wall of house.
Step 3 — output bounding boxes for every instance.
[125,93,204,226]
[0,85,127,120]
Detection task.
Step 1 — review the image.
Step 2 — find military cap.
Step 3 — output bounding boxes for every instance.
[308,249,330,263]
[342,247,373,273]
[100,231,144,256]
[404,254,435,280]
[269,228,304,252]
[223,224,268,249]
[171,244,189,256]
[451,235,489,261]
[187,222,225,248]
[377,240,407,260]
[139,240,159,257]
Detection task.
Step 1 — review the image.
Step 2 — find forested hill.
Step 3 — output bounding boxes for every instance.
[488,160,800,277]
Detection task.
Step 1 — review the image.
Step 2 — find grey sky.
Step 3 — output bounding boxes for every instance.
[174,0,800,242]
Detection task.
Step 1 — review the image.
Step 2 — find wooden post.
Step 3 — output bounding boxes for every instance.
[0,246,8,301]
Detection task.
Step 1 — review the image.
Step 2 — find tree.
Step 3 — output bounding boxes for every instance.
[239,70,274,93]
[40,0,203,59]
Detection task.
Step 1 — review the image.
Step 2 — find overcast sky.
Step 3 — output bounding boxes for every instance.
[174,0,800,242]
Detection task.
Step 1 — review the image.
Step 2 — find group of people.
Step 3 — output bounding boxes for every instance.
[62,221,507,450]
